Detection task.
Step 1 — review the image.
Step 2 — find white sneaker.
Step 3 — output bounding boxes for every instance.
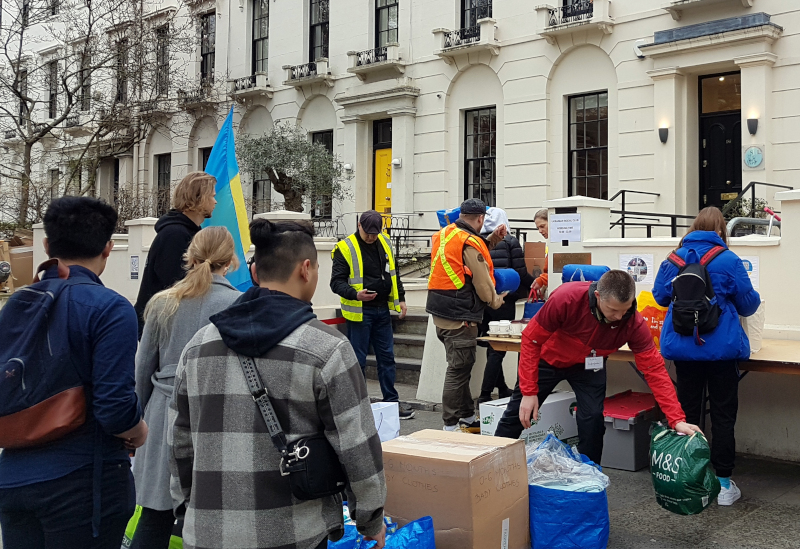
[717,480,741,506]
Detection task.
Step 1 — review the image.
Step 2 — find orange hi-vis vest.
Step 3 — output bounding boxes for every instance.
[428,224,496,290]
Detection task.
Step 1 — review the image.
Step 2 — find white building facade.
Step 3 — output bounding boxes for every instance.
[5,0,799,235]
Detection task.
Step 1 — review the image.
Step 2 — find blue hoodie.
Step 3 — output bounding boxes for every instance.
[653,231,761,362]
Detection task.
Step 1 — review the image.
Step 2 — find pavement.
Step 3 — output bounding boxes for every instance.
[370,380,800,549]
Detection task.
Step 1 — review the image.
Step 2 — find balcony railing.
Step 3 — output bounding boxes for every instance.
[177,82,215,109]
[4,130,17,139]
[229,73,273,100]
[64,114,80,128]
[32,122,49,134]
[347,44,406,80]
[433,18,500,62]
[283,59,333,87]
[548,0,593,26]
[536,0,613,43]
[664,0,754,21]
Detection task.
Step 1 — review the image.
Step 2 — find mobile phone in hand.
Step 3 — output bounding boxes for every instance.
[365,290,377,294]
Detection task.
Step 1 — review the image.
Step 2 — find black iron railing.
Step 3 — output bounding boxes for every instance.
[312,219,339,238]
[4,130,17,139]
[290,62,318,80]
[32,122,48,134]
[356,46,388,67]
[64,114,80,128]
[720,181,793,218]
[548,0,593,27]
[444,25,481,48]
[178,84,211,106]
[234,75,257,91]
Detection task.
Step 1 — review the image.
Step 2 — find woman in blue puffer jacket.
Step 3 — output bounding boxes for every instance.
[653,207,761,507]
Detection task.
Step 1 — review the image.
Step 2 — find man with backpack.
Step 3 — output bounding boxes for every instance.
[0,197,148,548]
[493,270,701,464]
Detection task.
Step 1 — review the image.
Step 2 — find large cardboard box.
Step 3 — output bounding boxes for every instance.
[524,241,546,259]
[480,391,579,447]
[524,257,547,278]
[382,430,529,549]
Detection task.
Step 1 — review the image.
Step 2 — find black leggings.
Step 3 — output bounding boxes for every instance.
[131,507,177,549]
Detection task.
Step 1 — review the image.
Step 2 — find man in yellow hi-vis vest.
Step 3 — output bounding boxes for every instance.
[331,210,414,419]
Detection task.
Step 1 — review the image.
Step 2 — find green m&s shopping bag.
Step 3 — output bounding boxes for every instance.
[650,423,721,515]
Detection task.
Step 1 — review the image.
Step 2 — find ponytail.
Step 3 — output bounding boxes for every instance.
[144,227,238,327]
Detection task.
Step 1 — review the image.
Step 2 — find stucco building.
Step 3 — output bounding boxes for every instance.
[4,0,798,235]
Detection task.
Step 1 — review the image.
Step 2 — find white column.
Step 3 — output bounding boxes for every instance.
[389,110,415,217]
[341,116,368,235]
[647,67,686,214]
[736,53,777,194]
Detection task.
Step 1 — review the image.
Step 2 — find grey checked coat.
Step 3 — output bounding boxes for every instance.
[168,318,386,549]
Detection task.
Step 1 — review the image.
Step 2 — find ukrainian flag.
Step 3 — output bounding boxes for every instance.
[202,107,252,290]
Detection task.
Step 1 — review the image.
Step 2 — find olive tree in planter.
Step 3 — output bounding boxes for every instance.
[237,122,351,214]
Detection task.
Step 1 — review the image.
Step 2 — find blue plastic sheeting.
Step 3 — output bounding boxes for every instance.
[529,485,609,549]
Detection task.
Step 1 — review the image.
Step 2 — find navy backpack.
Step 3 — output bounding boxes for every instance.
[0,260,95,449]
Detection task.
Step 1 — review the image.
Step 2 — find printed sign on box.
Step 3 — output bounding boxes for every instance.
[480,391,578,447]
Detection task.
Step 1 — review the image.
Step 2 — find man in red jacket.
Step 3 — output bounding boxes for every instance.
[494,270,701,463]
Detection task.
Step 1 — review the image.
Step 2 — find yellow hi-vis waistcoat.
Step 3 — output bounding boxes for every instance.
[333,233,402,322]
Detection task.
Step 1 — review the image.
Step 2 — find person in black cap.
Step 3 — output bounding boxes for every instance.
[426,198,508,432]
[330,210,414,419]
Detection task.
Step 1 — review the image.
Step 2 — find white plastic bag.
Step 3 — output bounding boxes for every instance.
[741,300,766,354]
[526,434,609,492]
[371,402,400,442]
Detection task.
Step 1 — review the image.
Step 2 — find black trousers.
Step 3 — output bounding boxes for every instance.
[130,507,177,549]
[494,361,607,464]
[480,346,511,396]
[675,359,739,478]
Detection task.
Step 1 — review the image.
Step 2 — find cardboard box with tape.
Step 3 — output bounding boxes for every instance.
[480,391,579,447]
[382,429,529,549]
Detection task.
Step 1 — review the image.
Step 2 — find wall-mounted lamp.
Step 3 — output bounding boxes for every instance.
[391,158,402,168]
[238,0,244,10]
[747,118,759,136]
[658,127,669,144]
[344,163,353,172]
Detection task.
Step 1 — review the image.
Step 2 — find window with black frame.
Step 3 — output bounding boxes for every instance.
[116,39,128,103]
[156,153,171,215]
[156,25,169,96]
[464,107,496,207]
[200,13,216,83]
[309,0,329,62]
[18,70,27,125]
[252,0,269,74]
[47,61,58,118]
[376,0,398,49]
[200,147,212,170]
[79,56,91,111]
[462,0,491,29]
[568,91,608,200]
[311,130,333,219]
[252,173,271,217]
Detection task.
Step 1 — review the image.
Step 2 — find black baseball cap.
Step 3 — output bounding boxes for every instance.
[359,210,383,234]
[460,198,487,215]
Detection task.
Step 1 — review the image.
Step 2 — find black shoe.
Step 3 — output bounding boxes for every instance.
[457,418,481,434]
[399,404,415,420]
[498,388,513,399]
[477,393,494,405]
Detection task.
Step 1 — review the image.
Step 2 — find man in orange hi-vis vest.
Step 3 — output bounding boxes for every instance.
[426,198,508,433]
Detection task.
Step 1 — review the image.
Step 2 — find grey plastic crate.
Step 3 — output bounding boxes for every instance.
[601,397,664,472]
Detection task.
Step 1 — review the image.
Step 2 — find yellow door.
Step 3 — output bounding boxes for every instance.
[374,148,392,218]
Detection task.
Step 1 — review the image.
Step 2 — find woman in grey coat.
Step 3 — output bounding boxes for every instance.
[132,226,242,549]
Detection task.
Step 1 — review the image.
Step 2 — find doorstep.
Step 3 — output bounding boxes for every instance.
[366,379,440,412]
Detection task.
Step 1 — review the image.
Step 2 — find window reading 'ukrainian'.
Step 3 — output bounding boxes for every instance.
[569,91,608,200]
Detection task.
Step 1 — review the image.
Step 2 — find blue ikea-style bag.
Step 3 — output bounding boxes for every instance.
[529,485,609,549]
[329,516,435,549]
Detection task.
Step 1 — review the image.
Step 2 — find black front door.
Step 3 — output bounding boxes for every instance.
[700,113,741,210]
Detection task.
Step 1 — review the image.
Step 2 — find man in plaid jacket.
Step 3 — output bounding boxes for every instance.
[168,219,386,549]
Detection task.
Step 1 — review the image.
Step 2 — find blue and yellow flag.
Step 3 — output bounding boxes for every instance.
[202,107,252,291]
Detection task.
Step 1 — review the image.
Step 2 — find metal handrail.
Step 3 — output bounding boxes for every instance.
[720,181,793,218]
[609,190,662,237]
[610,208,694,238]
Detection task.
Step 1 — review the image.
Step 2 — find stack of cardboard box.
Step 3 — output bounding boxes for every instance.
[524,242,546,279]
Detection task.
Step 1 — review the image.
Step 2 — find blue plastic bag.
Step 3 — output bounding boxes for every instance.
[529,485,609,549]
[523,300,544,319]
[561,265,610,284]
[329,516,435,549]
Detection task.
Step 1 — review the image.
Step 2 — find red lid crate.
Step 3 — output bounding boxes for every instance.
[604,390,658,421]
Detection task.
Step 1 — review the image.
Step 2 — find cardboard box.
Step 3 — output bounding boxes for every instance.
[524,241,546,259]
[382,429,529,549]
[525,257,547,278]
[480,391,579,447]
[9,246,33,287]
